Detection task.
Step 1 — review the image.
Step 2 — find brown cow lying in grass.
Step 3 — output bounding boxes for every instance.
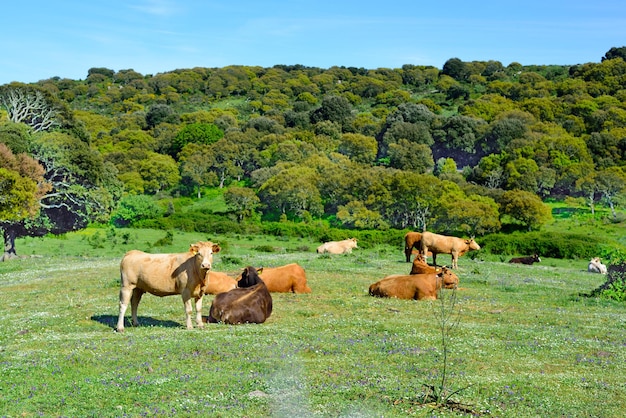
[116,241,221,332]
[409,254,459,289]
[256,263,312,293]
[368,269,459,300]
[208,266,273,325]
[205,271,237,294]
[420,231,480,269]
[509,254,541,265]
[316,238,358,254]
[404,232,422,262]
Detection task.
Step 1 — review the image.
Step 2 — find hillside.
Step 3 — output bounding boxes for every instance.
[0,49,625,251]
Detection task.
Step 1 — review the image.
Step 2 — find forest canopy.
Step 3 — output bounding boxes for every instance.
[1,49,626,254]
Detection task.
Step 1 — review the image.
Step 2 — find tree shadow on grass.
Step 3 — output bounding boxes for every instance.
[91,315,181,330]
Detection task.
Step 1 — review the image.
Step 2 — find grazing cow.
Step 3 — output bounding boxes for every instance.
[509,254,541,265]
[588,257,607,274]
[368,269,458,300]
[205,271,237,294]
[420,231,480,269]
[316,238,358,254]
[257,263,311,293]
[116,241,221,332]
[404,232,422,262]
[208,266,273,324]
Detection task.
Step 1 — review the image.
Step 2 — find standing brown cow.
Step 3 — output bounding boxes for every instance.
[116,241,221,332]
[420,231,480,269]
[208,266,273,325]
[404,232,422,262]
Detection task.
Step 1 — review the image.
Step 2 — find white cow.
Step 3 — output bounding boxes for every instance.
[588,257,607,274]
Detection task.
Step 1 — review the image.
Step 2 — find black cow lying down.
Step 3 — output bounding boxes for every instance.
[207,266,273,324]
[509,254,541,265]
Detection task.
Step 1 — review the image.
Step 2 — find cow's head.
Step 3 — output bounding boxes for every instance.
[238,266,264,288]
[439,267,459,289]
[465,239,481,251]
[190,241,220,270]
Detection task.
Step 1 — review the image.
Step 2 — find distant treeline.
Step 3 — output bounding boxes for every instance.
[1,47,625,240]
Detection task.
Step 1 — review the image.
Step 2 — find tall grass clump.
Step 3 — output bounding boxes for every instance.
[419,286,479,415]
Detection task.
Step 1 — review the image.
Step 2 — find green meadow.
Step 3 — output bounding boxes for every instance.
[0,227,625,417]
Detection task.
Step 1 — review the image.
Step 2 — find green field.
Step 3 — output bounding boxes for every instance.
[0,228,625,417]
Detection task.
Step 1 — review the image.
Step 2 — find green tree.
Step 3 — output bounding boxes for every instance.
[258,166,323,219]
[338,133,377,164]
[0,144,49,224]
[505,157,539,192]
[310,95,354,132]
[138,152,181,194]
[1,129,117,259]
[602,46,626,61]
[171,123,224,157]
[179,144,218,198]
[499,189,552,230]
[387,140,433,173]
[336,200,389,230]
[575,172,598,215]
[384,171,442,230]
[441,194,501,236]
[595,167,626,219]
[442,58,468,81]
[224,186,261,221]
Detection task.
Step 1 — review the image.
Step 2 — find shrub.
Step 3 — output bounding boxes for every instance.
[589,262,626,301]
[111,195,164,227]
[479,231,616,259]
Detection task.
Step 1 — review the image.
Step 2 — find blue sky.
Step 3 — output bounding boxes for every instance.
[1,0,625,84]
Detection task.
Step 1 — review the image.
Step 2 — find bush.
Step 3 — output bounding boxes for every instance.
[479,231,616,259]
[111,195,164,227]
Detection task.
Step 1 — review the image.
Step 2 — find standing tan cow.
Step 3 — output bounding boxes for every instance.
[316,238,358,254]
[368,269,458,300]
[116,241,220,332]
[404,232,422,262]
[257,263,312,293]
[420,231,480,269]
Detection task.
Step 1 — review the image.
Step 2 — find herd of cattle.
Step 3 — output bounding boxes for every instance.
[115,232,609,332]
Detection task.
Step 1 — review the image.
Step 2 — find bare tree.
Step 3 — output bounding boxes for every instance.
[0,86,60,132]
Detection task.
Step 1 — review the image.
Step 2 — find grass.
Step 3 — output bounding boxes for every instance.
[1,228,625,417]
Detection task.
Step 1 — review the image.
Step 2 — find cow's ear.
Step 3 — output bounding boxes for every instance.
[257,267,264,275]
[190,244,199,254]
[212,244,221,253]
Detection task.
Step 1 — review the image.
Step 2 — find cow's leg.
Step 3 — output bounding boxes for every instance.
[117,287,133,332]
[194,295,204,329]
[405,246,412,263]
[130,288,145,327]
[431,253,437,267]
[451,252,458,269]
[181,289,194,329]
